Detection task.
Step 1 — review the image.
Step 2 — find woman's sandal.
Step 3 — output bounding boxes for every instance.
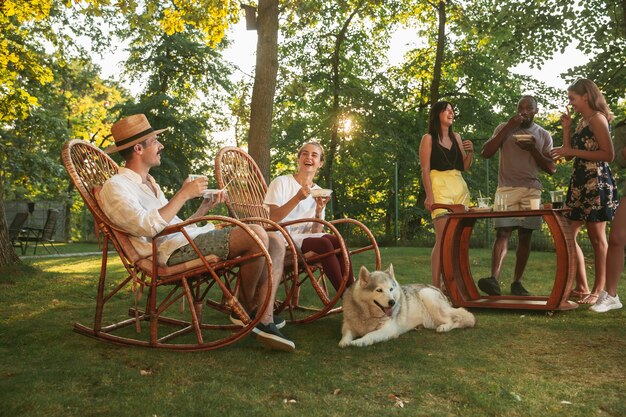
[579,293,599,305]
[569,289,590,300]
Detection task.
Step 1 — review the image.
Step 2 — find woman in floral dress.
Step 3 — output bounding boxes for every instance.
[551,79,618,305]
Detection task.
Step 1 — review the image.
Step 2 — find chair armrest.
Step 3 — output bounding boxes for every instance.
[20,227,43,239]
[430,203,467,214]
[155,215,252,238]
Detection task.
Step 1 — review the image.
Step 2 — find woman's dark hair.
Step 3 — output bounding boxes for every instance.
[428,101,455,141]
[616,118,626,129]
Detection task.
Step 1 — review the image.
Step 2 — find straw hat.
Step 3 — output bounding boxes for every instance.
[105,114,168,154]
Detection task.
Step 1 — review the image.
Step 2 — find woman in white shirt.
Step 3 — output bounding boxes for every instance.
[264,142,353,291]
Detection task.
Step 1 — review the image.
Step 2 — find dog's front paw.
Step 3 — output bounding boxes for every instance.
[350,337,373,347]
[338,338,352,348]
[436,323,453,332]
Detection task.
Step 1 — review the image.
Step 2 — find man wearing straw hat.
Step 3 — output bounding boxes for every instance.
[99,114,294,352]
[480,96,556,296]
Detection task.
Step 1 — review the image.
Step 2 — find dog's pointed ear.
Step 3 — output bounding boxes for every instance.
[358,266,369,286]
[386,263,394,277]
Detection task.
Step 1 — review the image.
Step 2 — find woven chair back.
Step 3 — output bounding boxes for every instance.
[62,140,119,228]
[215,147,270,220]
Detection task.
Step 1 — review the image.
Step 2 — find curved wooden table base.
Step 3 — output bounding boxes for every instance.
[437,206,578,311]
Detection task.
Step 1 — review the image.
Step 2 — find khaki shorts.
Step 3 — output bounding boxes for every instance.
[167,228,232,266]
[494,186,542,230]
[430,169,470,219]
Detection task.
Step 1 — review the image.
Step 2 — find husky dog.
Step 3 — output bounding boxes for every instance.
[339,264,476,347]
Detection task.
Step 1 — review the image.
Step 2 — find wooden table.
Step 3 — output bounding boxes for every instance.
[435,204,578,311]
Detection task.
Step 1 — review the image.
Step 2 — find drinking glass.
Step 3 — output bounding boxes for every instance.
[495,194,508,211]
[550,190,564,209]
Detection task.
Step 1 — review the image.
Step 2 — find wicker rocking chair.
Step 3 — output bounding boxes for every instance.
[215,146,381,324]
[62,139,274,351]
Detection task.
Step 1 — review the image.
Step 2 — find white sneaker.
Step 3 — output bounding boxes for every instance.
[590,291,623,313]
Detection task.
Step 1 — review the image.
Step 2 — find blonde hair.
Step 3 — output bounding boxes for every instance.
[297,141,325,162]
[568,78,613,123]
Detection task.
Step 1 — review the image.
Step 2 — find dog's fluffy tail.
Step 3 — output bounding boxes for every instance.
[421,287,476,331]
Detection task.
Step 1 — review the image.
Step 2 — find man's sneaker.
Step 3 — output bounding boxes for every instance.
[253,322,295,352]
[511,282,531,296]
[590,291,623,313]
[230,310,286,329]
[478,277,501,296]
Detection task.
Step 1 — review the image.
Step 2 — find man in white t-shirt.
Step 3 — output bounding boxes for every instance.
[479,96,556,296]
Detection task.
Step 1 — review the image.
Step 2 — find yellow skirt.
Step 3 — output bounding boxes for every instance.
[430,169,470,219]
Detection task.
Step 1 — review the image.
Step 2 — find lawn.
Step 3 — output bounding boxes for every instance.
[1,245,625,417]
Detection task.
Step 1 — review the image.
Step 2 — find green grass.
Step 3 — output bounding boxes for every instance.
[1,247,625,417]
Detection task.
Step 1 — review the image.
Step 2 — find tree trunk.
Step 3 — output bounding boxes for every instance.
[430,0,446,104]
[322,7,361,219]
[622,0,626,38]
[247,0,279,182]
[0,194,21,267]
[64,182,74,242]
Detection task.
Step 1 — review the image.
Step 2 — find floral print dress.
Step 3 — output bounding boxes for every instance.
[565,124,618,222]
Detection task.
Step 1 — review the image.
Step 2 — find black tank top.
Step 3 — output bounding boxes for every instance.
[430,137,464,171]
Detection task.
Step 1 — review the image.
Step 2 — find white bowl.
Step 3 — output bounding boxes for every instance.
[203,189,226,199]
[513,134,534,143]
[311,189,332,198]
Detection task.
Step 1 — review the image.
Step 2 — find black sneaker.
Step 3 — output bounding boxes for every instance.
[229,310,286,329]
[253,322,295,352]
[477,277,501,296]
[511,282,531,296]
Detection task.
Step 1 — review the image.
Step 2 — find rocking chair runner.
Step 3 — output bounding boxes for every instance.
[62,139,274,351]
[215,146,381,324]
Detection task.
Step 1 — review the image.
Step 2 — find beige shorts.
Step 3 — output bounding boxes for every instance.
[494,186,542,230]
[430,169,470,219]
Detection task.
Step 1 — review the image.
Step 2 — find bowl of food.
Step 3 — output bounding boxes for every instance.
[203,189,226,202]
[512,134,534,144]
[311,188,333,198]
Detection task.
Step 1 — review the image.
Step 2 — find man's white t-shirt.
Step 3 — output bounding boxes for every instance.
[264,174,326,247]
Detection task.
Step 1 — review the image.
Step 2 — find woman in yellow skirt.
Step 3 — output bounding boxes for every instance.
[419,101,474,288]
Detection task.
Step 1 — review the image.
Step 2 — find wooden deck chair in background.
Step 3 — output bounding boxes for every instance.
[62,139,274,351]
[9,212,29,255]
[215,146,381,324]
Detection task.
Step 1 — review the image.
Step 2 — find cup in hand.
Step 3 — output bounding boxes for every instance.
[494,194,508,211]
[550,190,564,209]
[477,197,490,208]
[188,174,206,181]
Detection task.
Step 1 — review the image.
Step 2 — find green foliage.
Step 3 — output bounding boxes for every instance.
[564,0,626,106]
[1,0,624,246]
[113,28,235,217]
[270,0,580,239]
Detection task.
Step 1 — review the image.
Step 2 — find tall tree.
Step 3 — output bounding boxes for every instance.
[0,0,55,266]
[429,0,446,104]
[247,0,279,182]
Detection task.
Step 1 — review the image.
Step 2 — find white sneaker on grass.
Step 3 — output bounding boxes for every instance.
[590,291,623,313]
